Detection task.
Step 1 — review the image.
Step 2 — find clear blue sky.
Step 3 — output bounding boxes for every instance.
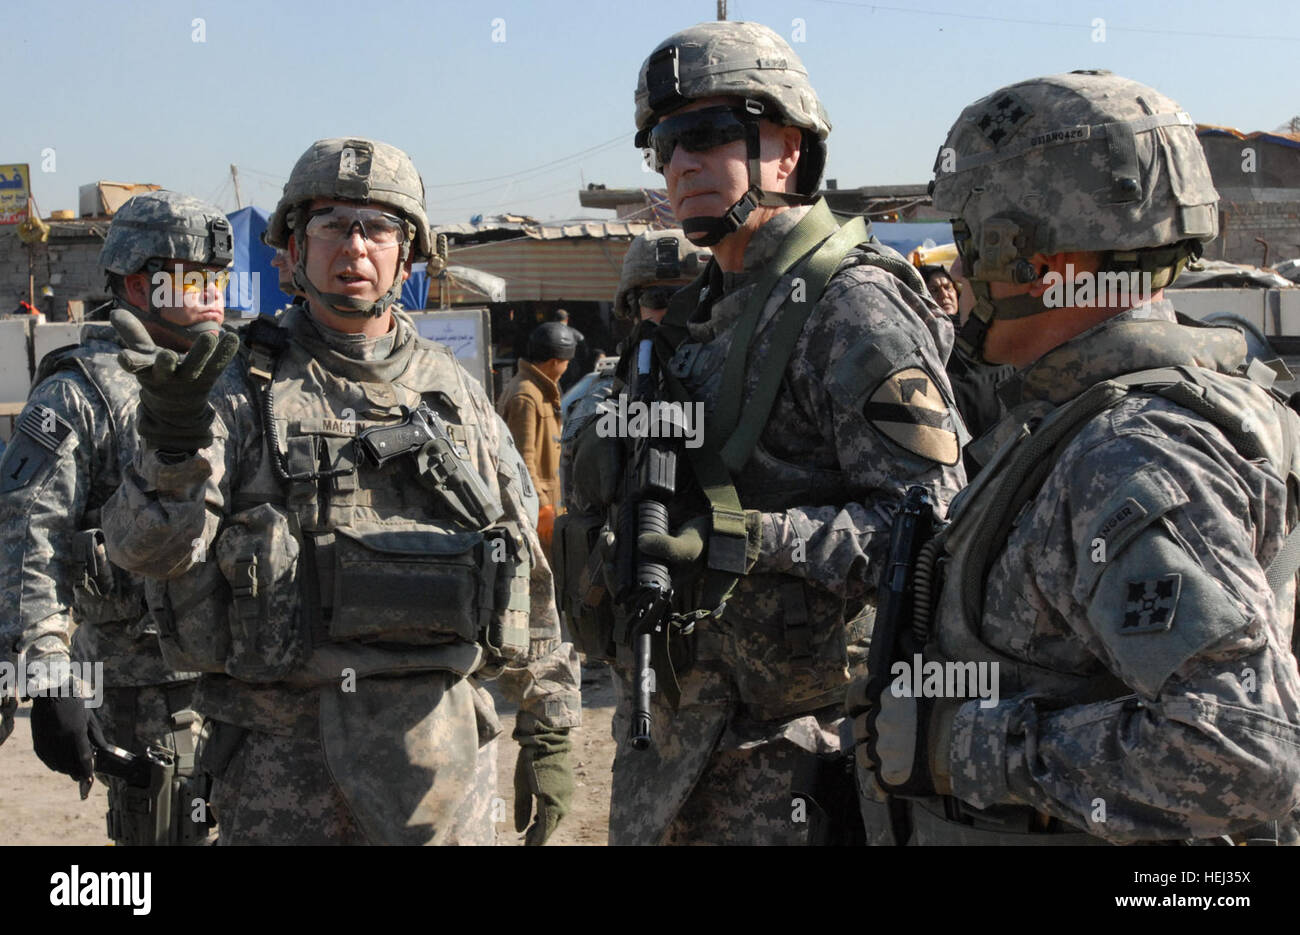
[11,0,1299,224]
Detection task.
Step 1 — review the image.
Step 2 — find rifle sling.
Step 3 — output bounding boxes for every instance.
[709,198,843,456]
[719,212,870,473]
[651,201,873,601]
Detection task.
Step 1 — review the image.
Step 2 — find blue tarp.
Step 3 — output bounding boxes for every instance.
[870,221,953,257]
[403,263,428,311]
[225,206,293,318]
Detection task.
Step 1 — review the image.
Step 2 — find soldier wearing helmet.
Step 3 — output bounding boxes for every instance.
[611,228,711,326]
[0,190,234,845]
[562,229,709,509]
[571,22,964,845]
[552,230,706,688]
[852,71,1300,845]
[102,138,580,845]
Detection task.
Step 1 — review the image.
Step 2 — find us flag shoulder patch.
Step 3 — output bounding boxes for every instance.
[863,367,960,465]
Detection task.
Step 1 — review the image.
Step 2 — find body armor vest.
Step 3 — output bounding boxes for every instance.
[153,310,530,685]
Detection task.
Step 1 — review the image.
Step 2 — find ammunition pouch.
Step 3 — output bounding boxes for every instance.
[152,503,305,679]
[151,562,230,675]
[727,577,866,720]
[552,510,617,659]
[216,504,306,681]
[322,521,530,664]
[70,527,144,625]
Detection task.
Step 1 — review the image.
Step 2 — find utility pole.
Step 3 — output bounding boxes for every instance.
[230,164,243,209]
[717,1,726,21]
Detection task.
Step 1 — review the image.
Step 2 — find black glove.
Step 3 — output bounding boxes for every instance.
[30,690,108,780]
[112,308,239,452]
[513,728,574,846]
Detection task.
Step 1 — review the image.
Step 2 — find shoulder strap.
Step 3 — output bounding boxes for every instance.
[720,212,871,472]
[1111,366,1300,596]
[34,347,124,469]
[708,199,843,461]
[968,366,1300,610]
[959,380,1130,626]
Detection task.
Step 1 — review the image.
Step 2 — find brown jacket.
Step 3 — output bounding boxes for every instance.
[497,359,562,508]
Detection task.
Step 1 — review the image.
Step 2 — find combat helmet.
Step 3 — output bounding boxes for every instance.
[99,190,233,341]
[613,229,711,319]
[265,137,431,318]
[930,70,1220,360]
[634,21,831,246]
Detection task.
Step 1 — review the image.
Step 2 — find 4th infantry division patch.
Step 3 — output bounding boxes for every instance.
[863,367,959,465]
[1121,574,1181,634]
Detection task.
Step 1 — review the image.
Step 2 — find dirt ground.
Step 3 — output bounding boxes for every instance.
[0,665,617,846]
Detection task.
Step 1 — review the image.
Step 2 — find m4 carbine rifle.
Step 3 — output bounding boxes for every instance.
[612,321,680,751]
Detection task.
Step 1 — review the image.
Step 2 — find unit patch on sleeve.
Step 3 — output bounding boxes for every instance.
[0,405,73,493]
[863,367,960,465]
[1120,573,1181,634]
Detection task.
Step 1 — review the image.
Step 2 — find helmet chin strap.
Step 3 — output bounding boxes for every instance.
[682,115,815,248]
[955,283,1052,363]
[291,229,410,320]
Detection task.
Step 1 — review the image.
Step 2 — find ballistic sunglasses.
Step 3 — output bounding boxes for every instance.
[642,106,752,173]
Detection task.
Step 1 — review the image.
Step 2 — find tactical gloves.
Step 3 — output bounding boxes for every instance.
[857,690,958,798]
[112,308,239,452]
[637,511,764,573]
[513,727,574,846]
[30,687,108,781]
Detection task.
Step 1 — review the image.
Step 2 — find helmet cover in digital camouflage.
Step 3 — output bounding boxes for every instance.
[930,70,1219,358]
[100,190,233,340]
[613,229,711,319]
[101,191,233,276]
[634,21,830,244]
[266,138,431,318]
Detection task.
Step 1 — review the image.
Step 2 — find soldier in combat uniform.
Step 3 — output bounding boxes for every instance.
[0,191,230,845]
[854,71,1300,844]
[572,21,965,845]
[102,138,580,845]
[559,228,709,516]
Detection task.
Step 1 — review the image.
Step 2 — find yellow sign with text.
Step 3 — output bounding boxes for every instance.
[0,164,31,225]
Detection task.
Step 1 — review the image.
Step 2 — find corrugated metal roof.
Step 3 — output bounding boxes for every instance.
[1198,124,1300,151]
[443,237,631,302]
[433,215,651,241]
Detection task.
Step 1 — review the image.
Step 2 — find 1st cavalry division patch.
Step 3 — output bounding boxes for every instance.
[863,367,960,465]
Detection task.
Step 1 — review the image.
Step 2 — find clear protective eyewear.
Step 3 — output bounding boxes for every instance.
[643,106,751,173]
[304,206,409,249]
